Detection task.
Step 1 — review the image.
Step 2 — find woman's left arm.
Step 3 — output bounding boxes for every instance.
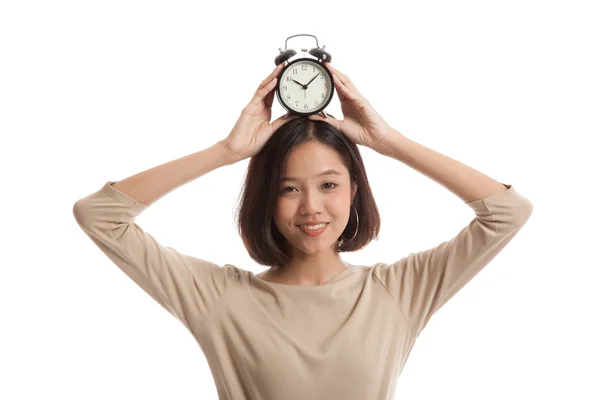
[372,129,508,203]
[371,129,534,336]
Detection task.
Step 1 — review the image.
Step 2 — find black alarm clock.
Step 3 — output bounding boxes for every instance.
[274,34,335,118]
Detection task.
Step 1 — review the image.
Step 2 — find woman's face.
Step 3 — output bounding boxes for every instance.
[274,141,357,256]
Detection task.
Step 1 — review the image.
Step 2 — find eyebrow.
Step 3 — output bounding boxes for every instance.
[280,169,342,183]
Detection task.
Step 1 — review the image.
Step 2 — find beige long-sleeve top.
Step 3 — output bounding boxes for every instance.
[73,180,533,400]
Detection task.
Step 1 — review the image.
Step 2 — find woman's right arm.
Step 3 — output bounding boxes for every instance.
[111,140,240,207]
[72,63,292,334]
[72,140,241,335]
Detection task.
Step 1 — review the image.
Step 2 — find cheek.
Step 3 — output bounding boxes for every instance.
[326,192,352,216]
[274,199,291,220]
[330,195,349,210]
[273,200,294,232]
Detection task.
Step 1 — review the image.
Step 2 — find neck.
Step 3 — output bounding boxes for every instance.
[273,252,349,286]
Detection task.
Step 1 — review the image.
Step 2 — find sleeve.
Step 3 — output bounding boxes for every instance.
[373,183,533,336]
[72,181,238,334]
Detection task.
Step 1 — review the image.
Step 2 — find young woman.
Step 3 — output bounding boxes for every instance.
[73,61,533,399]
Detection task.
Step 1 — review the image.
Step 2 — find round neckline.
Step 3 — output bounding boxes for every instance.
[252,264,357,289]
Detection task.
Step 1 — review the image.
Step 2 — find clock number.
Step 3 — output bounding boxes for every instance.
[286,94,291,100]
[293,68,297,74]
[282,85,287,91]
[286,76,291,82]
[319,73,323,79]
[314,101,318,107]
[304,104,309,110]
[302,64,307,71]
[321,93,324,99]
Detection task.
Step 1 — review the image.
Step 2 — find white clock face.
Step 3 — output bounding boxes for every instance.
[278,60,333,114]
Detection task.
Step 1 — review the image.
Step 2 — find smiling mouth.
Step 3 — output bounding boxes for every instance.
[296,223,329,228]
[296,223,329,236]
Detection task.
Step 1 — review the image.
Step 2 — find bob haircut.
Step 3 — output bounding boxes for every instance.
[235,116,381,269]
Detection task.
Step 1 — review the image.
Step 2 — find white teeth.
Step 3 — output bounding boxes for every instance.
[300,223,326,230]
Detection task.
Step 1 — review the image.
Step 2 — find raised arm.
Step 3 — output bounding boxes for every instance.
[72,141,241,334]
[73,61,300,335]
[374,183,533,336]
[372,131,533,336]
[109,140,240,207]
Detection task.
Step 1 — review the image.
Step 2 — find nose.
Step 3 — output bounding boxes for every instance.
[299,187,323,215]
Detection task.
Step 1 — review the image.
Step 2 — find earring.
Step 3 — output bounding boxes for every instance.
[338,204,359,249]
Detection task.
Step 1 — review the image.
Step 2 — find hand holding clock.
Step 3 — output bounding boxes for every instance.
[221,62,301,162]
[308,62,394,151]
[221,61,394,162]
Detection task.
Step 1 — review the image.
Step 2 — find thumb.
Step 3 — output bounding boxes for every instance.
[269,112,301,132]
[308,112,341,131]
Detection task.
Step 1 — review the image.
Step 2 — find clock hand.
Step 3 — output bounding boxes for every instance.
[301,74,319,103]
[292,79,307,89]
[305,73,319,87]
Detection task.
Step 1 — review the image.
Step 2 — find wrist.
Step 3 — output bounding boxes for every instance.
[371,128,406,155]
[218,140,244,165]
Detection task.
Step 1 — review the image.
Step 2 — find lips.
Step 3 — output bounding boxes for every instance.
[297,223,329,237]
[296,222,329,228]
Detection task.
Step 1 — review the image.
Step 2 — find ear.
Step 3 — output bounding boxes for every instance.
[351,181,358,201]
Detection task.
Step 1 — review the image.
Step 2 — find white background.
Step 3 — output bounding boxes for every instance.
[2,0,598,399]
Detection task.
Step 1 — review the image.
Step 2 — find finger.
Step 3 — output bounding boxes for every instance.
[328,68,365,105]
[332,73,360,102]
[264,79,277,108]
[258,63,285,92]
[251,76,278,106]
[307,112,341,131]
[325,62,357,92]
[271,112,301,132]
[308,111,337,119]
[252,63,285,106]
[331,73,348,102]
[323,61,336,75]
[323,63,350,102]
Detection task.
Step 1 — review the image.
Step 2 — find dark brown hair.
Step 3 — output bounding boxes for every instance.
[235,116,381,268]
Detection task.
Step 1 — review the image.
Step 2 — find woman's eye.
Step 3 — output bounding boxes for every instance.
[281,183,337,193]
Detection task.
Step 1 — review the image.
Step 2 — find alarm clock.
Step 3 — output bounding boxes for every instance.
[274,34,335,118]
